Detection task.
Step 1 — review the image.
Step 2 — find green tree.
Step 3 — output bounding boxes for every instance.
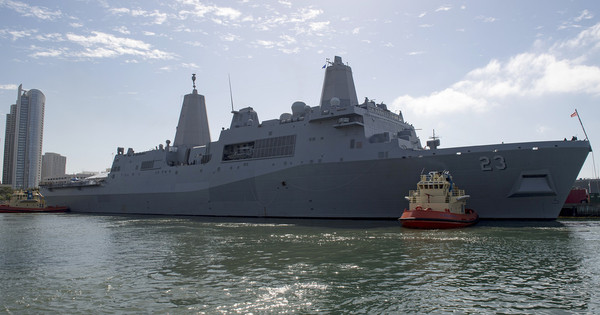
[0,186,13,202]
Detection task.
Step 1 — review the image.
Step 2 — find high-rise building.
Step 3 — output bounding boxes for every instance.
[41,152,66,181]
[2,104,16,185]
[2,84,45,189]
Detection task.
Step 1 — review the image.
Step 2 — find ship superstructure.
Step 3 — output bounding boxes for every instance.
[41,56,591,219]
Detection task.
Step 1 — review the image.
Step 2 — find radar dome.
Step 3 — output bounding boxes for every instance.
[292,101,307,116]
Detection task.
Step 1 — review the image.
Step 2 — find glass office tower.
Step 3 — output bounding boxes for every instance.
[3,84,45,189]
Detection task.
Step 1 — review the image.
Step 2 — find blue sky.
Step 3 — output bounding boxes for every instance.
[1,0,600,178]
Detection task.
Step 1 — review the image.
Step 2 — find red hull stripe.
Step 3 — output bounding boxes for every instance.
[0,206,69,213]
[399,217,478,224]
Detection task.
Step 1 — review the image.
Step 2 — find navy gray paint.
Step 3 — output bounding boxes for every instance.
[41,56,591,219]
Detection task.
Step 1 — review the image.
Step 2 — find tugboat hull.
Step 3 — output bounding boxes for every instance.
[0,205,69,213]
[399,208,479,229]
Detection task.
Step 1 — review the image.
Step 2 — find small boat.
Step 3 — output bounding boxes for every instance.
[0,190,69,213]
[399,171,478,229]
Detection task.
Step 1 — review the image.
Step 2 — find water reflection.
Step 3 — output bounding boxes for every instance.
[1,214,598,313]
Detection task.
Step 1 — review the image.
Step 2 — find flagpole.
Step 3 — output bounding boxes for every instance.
[575,109,589,141]
[573,109,598,181]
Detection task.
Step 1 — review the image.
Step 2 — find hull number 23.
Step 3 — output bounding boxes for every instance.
[480,155,507,171]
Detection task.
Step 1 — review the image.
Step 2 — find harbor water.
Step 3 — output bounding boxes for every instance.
[1,214,599,313]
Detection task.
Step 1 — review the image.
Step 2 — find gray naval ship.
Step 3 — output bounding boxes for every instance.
[41,56,591,219]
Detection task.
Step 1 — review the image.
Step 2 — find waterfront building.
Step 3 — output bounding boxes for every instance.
[2,84,45,189]
[574,178,600,194]
[41,172,98,186]
[41,152,66,181]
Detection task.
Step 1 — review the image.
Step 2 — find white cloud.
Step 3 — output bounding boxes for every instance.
[114,26,130,35]
[213,7,241,20]
[109,7,130,14]
[109,7,168,25]
[35,33,63,42]
[309,21,329,32]
[394,88,489,116]
[280,34,296,44]
[248,5,324,35]
[393,22,600,116]
[558,9,595,30]
[1,29,36,40]
[418,12,427,18]
[0,84,18,90]
[176,0,241,23]
[25,31,175,60]
[554,22,600,52]
[254,39,275,49]
[0,0,62,20]
[435,6,451,12]
[280,47,299,54]
[181,62,199,68]
[2,27,174,61]
[575,9,593,22]
[221,33,241,42]
[252,35,300,54]
[29,46,64,58]
[185,41,204,47]
[297,7,322,21]
[278,0,292,7]
[67,32,149,50]
[476,16,497,23]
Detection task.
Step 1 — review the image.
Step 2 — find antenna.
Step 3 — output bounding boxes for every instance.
[228,73,234,112]
[426,129,441,150]
[192,73,196,90]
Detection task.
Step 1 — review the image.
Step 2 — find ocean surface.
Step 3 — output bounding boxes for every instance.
[1,214,599,314]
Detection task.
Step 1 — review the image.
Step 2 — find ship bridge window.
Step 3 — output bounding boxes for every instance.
[222,135,296,161]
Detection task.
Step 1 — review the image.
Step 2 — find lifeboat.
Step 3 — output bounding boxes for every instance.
[399,171,478,229]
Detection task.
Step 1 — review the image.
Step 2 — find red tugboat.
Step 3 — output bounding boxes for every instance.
[0,190,69,213]
[399,171,478,229]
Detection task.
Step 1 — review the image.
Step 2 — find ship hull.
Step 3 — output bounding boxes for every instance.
[41,140,590,219]
[0,205,69,213]
[399,209,479,229]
